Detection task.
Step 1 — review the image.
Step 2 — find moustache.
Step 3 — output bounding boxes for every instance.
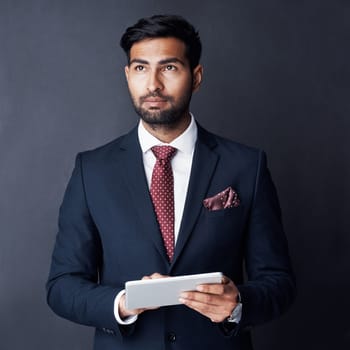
[140,92,172,102]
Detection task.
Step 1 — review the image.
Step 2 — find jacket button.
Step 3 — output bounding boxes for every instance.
[167,332,176,342]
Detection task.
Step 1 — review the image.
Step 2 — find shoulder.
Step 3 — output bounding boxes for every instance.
[76,126,138,164]
[197,123,266,165]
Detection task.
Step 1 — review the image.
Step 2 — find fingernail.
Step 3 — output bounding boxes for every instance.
[179,298,185,303]
[196,285,204,292]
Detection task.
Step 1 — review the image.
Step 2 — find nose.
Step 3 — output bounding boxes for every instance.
[147,70,163,93]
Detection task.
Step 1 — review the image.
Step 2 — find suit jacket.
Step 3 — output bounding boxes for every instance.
[46,123,295,350]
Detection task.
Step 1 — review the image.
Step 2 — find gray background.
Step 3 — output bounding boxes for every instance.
[1,0,349,349]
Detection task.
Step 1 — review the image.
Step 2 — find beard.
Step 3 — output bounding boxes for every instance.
[130,89,192,128]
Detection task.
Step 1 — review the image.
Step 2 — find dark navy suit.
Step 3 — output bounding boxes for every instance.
[46,123,295,349]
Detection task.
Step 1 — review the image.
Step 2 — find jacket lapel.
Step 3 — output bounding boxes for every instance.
[171,125,219,268]
[117,127,169,264]
[115,124,219,269]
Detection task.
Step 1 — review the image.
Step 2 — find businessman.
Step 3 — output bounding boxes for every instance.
[47,15,296,350]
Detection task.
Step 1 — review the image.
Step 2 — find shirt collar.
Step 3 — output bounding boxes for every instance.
[137,113,198,155]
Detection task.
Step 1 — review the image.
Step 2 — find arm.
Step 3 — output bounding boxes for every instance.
[46,154,129,337]
[179,151,296,331]
[237,150,296,328]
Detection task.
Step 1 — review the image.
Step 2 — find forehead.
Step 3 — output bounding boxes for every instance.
[129,37,188,64]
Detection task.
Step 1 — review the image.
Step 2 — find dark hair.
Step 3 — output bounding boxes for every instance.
[120,15,202,70]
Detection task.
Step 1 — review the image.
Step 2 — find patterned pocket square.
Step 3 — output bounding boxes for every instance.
[203,186,240,211]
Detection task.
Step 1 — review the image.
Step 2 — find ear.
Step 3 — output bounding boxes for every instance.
[192,64,203,92]
[124,65,129,82]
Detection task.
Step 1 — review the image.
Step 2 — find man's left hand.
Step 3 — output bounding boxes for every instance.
[179,275,239,323]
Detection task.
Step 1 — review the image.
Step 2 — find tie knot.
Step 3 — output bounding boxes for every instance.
[151,146,177,162]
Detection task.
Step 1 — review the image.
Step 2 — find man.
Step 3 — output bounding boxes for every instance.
[47,15,295,350]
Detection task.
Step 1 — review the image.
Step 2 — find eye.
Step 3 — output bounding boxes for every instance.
[134,65,145,72]
[164,65,177,71]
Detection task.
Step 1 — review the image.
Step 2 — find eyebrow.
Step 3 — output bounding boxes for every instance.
[129,57,186,66]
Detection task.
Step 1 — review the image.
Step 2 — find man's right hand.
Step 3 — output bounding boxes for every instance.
[118,272,167,319]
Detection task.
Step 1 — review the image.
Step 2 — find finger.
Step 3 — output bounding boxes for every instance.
[180,290,237,316]
[179,297,228,323]
[150,272,168,279]
[196,283,225,295]
[221,275,231,284]
[180,290,222,306]
[141,272,168,280]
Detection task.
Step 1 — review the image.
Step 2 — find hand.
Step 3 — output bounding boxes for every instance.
[179,275,239,323]
[118,272,168,319]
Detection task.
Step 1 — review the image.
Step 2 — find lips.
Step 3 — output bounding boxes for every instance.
[142,97,169,108]
[144,98,167,103]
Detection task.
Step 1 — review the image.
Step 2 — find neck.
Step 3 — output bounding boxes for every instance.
[141,113,191,143]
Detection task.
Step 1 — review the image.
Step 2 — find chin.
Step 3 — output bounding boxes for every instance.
[139,109,179,125]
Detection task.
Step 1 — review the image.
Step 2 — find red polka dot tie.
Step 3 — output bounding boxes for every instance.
[150,146,177,262]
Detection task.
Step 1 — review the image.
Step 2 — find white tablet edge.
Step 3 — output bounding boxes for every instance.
[125,272,223,309]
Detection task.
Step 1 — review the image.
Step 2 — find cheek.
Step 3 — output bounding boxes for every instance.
[168,78,192,98]
[128,81,143,98]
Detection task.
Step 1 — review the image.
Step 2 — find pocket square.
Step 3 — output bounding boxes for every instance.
[203,186,240,211]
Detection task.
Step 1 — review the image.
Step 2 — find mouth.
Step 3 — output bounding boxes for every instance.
[142,98,168,108]
[143,98,167,102]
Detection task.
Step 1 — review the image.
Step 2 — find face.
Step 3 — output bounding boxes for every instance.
[125,37,202,127]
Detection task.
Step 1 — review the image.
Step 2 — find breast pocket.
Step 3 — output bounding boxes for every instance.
[204,206,242,219]
[199,206,246,266]
[202,205,245,239]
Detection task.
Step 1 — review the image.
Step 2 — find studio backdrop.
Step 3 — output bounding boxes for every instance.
[0,1,349,349]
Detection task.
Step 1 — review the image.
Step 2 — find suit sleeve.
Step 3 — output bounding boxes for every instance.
[46,153,133,337]
[237,151,296,330]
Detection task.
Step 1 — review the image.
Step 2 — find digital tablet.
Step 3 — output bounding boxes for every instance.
[125,272,223,309]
